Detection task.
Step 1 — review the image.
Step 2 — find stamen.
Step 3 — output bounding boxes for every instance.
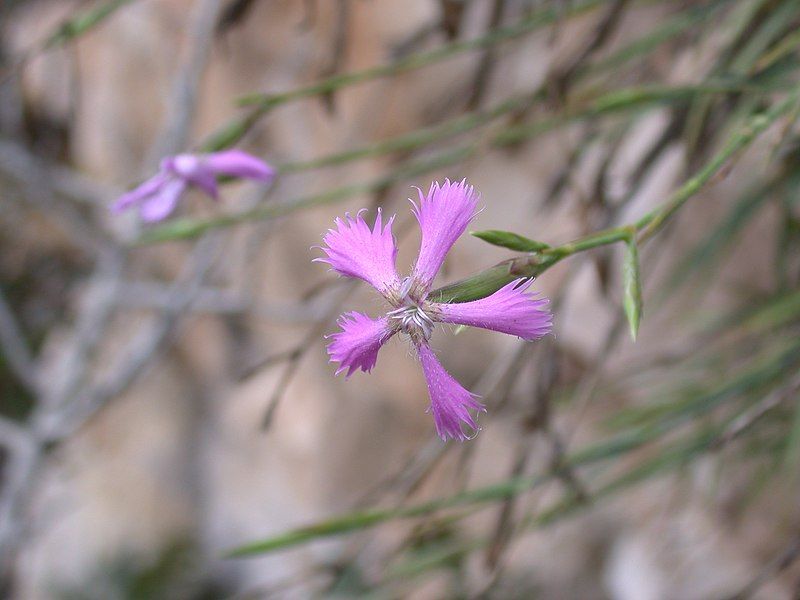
[387,302,436,342]
[398,276,414,301]
[386,306,408,318]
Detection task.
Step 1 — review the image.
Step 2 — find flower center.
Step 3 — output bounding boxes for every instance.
[170,154,204,178]
[387,276,435,342]
[387,304,435,341]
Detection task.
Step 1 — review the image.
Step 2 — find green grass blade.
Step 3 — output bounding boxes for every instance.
[470,230,550,252]
[622,234,643,341]
[43,0,134,50]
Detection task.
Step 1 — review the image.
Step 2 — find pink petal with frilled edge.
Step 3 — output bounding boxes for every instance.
[410,179,480,292]
[416,343,485,441]
[111,172,168,213]
[139,178,187,222]
[327,313,395,377]
[432,279,552,340]
[204,149,275,182]
[315,209,401,295]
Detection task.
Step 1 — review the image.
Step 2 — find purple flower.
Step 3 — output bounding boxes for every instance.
[112,150,275,222]
[317,179,552,441]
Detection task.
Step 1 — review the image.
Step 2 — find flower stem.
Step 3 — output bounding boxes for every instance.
[431,90,800,303]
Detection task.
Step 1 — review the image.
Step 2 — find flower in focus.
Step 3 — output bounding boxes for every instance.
[316,179,552,441]
[112,150,275,222]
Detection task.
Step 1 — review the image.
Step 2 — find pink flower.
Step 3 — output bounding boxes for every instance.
[317,179,552,441]
[112,150,275,222]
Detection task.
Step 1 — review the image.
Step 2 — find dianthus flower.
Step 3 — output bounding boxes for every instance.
[316,179,552,441]
[112,150,275,222]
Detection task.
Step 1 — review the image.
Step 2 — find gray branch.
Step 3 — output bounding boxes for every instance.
[0,287,38,396]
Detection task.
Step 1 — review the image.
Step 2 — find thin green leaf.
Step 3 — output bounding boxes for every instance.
[204,0,729,157]
[43,0,134,49]
[622,234,643,341]
[143,84,797,245]
[235,0,605,109]
[228,349,775,559]
[226,473,547,558]
[714,288,800,336]
[607,342,800,432]
[728,0,799,77]
[136,147,473,244]
[470,230,550,252]
[582,0,735,77]
[664,178,778,293]
[534,426,720,528]
[782,396,800,473]
[200,0,605,151]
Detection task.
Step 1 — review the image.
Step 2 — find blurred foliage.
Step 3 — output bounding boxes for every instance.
[211,0,800,595]
[56,540,226,600]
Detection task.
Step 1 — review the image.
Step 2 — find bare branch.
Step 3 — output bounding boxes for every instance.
[0,417,31,452]
[0,287,38,395]
[0,140,116,253]
[0,1,225,583]
[146,0,224,166]
[258,281,357,428]
[0,139,118,208]
[724,535,800,600]
[51,236,222,440]
[712,377,800,451]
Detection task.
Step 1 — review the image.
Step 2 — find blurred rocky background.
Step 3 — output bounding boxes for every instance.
[1,0,799,598]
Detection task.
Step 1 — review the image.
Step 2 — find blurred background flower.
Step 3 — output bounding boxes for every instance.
[112,150,275,222]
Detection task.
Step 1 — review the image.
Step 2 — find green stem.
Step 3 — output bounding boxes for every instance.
[142,79,784,246]
[276,92,535,174]
[236,0,604,109]
[275,79,764,175]
[227,473,548,557]
[431,90,800,303]
[429,227,632,302]
[228,354,772,558]
[492,81,789,147]
[137,147,473,244]
[199,0,605,151]
[43,0,135,50]
[205,0,729,161]
[227,339,800,558]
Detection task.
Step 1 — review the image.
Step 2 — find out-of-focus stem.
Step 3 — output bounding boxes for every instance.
[199,0,605,151]
[42,0,135,50]
[142,79,787,245]
[236,0,603,109]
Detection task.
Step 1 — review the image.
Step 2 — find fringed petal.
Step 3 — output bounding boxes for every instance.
[327,312,395,377]
[315,209,401,295]
[416,342,485,441]
[432,279,552,340]
[410,179,480,291]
